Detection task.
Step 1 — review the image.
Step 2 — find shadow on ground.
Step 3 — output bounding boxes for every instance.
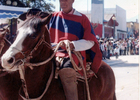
[103,59,138,68]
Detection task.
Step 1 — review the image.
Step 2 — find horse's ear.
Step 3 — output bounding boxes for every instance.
[18,9,42,21]
[0,25,9,36]
[27,8,42,16]
[18,12,27,21]
[0,29,7,37]
[38,12,50,19]
[41,14,52,25]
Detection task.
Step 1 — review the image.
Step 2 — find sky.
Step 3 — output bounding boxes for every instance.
[49,0,139,22]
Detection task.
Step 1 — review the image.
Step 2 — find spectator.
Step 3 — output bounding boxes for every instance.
[114,46,120,59]
[126,40,129,55]
[124,40,127,55]
[120,41,125,55]
[107,41,111,59]
[100,41,106,59]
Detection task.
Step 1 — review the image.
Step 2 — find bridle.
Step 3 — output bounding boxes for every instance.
[3,31,92,100]
[11,30,52,68]
[11,27,55,100]
[5,21,54,100]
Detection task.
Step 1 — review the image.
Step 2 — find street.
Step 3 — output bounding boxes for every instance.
[103,55,139,100]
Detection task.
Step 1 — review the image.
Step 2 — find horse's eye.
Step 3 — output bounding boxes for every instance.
[29,33,38,39]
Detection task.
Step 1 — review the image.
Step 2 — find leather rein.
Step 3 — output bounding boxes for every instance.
[2,31,91,100]
[12,33,55,100]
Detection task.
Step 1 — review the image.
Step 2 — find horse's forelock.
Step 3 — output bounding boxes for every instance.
[18,16,42,32]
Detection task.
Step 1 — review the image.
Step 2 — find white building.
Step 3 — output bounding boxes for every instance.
[81,5,127,39]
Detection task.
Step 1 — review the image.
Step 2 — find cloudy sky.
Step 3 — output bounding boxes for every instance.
[50,0,138,22]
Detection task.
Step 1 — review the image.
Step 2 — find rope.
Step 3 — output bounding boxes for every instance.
[64,40,91,100]
[24,41,65,66]
[20,40,91,100]
[19,63,29,99]
[19,62,54,100]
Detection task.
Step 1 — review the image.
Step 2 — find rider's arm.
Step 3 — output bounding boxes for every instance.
[71,39,95,51]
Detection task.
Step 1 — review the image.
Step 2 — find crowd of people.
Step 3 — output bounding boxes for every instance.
[97,36,139,59]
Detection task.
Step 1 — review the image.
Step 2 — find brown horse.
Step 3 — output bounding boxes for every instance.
[1,12,116,100]
[0,26,11,57]
[0,27,22,100]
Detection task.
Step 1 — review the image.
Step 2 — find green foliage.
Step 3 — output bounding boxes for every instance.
[26,0,55,12]
[0,0,55,12]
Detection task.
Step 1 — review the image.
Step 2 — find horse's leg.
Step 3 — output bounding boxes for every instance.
[113,92,117,100]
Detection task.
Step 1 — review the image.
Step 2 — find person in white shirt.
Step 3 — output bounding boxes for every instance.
[48,0,102,99]
[100,42,106,59]
[114,46,120,59]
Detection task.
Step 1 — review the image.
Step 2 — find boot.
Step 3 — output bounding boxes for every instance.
[59,68,78,100]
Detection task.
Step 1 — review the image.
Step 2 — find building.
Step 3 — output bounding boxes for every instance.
[103,5,127,39]
[81,5,127,39]
[127,20,139,39]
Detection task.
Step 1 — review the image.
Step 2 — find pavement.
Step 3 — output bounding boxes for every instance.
[102,55,139,66]
[103,55,139,100]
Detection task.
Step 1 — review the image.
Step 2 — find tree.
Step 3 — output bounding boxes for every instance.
[20,0,55,12]
[0,0,55,12]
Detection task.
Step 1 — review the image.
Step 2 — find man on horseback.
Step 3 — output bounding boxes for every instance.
[49,0,102,100]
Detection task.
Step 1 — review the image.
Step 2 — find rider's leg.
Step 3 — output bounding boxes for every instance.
[58,58,78,100]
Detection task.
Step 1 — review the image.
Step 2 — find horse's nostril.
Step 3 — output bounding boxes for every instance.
[7,57,14,64]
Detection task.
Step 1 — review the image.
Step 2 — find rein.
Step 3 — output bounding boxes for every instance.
[1,33,91,100]
[18,38,91,100]
[17,33,54,100]
[19,62,54,100]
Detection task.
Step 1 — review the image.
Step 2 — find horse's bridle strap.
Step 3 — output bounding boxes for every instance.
[19,40,91,100]
[19,62,54,100]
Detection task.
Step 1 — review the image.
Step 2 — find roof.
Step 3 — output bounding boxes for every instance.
[107,15,119,26]
[104,14,113,21]
[0,5,29,19]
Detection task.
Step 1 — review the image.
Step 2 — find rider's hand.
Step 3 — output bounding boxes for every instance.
[60,41,75,51]
[69,42,75,50]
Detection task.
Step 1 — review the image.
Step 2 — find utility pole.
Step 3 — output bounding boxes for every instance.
[102,0,104,38]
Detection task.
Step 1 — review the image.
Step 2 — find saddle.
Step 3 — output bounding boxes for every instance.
[54,56,96,82]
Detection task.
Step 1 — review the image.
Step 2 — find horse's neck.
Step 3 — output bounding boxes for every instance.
[30,28,52,62]
[24,32,53,98]
[25,52,53,98]
[24,63,52,96]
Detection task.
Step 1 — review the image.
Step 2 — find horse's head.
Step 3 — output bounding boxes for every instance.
[1,9,52,71]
